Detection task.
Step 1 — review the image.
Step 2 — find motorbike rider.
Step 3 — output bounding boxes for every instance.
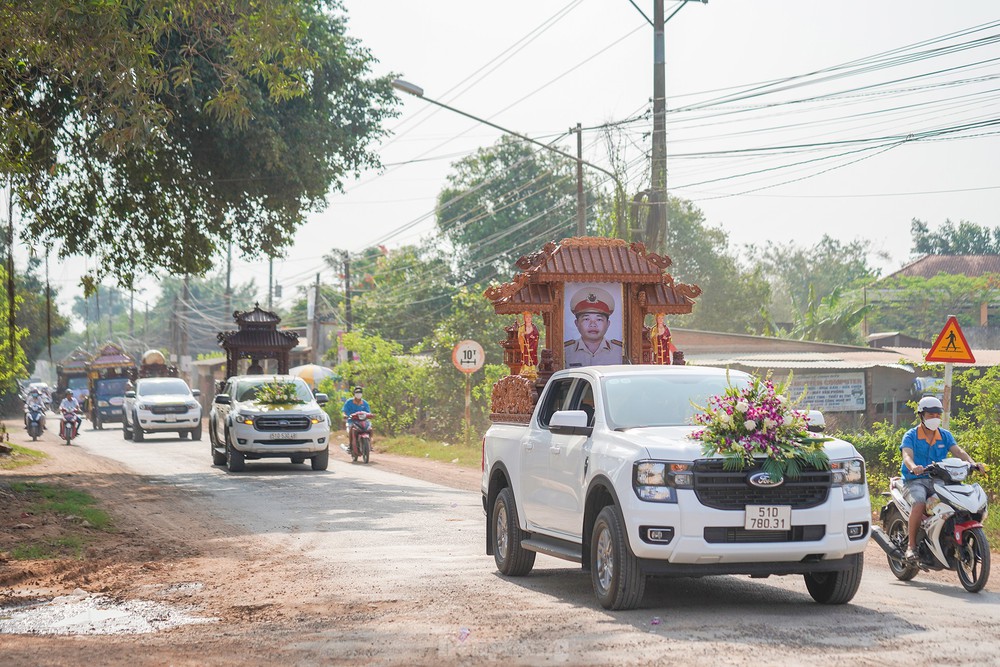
[342,386,371,452]
[900,395,983,561]
[58,390,82,438]
[24,389,47,431]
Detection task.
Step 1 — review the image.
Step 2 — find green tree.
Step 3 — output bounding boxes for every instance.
[436,135,600,284]
[15,257,70,370]
[0,265,28,394]
[866,273,995,342]
[662,197,771,334]
[786,286,870,345]
[3,1,396,284]
[911,218,1000,255]
[953,366,1000,493]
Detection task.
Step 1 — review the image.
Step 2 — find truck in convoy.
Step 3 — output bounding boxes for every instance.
[86,343,137,429]
[481,365,871,610]
[122,350,202,441]
[56,348,91,406]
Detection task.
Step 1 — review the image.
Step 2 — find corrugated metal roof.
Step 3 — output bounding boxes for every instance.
[884,254,1000,280]
[688,354,914,371]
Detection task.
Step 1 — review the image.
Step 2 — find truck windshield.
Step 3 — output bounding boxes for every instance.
[138,379,191,396]
[95,378,130,398]
[602,373,751,429]
[67,377,89,391]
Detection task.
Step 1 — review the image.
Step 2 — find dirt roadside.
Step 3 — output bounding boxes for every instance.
[0,425,480,666]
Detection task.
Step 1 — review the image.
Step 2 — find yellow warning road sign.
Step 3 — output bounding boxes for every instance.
[925,316,976,363]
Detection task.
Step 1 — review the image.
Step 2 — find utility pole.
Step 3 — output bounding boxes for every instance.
[649,0,667,254]
[108,288,113,339]
[343,250,353,362]
[180,276,190,381]
[312,273,321,364]
[45,250,52,364]
[267,256,273,311]
[225,241,232,320]
[572,122,585,235]
[129,289,134,338]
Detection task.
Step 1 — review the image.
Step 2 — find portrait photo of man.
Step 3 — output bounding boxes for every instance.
[563,283,623,367]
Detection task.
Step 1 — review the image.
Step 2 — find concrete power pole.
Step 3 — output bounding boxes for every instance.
[343,251,353,362]
[312,273,321,364]
[649,0,667,254]
[573,122,585,235]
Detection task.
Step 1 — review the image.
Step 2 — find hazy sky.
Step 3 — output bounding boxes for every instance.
[38,1,1000,324]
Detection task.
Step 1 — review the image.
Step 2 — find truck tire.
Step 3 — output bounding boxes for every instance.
[492,487,535,576]
[93,411,102,430]
[883,507,918,581]
[591,505,645,610]
[122,411,133,440]
[225,429,245,472]
[132,413,144,442]
[804,553,864,604]
[191,421,202,441]
[311,447,329,471]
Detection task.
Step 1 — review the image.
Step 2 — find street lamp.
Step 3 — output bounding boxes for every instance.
[392,78,623,236]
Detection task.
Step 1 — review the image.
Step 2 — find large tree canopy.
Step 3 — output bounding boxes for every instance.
[1,0,396,286]
[911,218,1000,255]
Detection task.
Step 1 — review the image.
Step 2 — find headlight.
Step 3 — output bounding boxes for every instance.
[97,400,109,407]
[232,412,254,425]
[632,461,692,503]
[831,458,866,500]
[307,413,326,425]
[185,400,200,409]
[137,402,151,410]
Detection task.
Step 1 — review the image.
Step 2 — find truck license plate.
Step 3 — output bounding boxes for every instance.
[165,414,176,423]
[270,432,296,440]
[745,505,791,531]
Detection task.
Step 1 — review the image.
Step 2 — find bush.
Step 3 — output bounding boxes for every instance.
[832,421,908,494]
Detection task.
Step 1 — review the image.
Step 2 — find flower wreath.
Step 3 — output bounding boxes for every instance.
[690,372,829,482]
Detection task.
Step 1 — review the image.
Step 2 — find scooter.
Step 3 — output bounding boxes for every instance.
[25,405,45,441]
[872,459,990,593]
[347,411,373,464]
[59,409,83,446]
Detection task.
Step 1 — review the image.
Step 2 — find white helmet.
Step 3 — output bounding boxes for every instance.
[917,396,943,414]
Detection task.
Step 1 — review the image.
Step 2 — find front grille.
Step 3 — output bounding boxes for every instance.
[704,525,826,543]
[693,460,831,510]
[254,415,311,432]
[150,404,188,415]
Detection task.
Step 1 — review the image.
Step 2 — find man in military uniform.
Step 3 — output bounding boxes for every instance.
[564,286,623,367]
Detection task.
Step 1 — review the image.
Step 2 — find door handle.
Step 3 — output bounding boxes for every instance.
[549,446,561,454]
[525,441,534,451]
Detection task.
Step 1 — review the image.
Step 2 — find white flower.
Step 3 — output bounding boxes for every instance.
[744,419,757,431]
[735,401,750,413]
[776,415,787,426]
[763,418,776,430]
[718,411,732,424]
[776,395,788,405]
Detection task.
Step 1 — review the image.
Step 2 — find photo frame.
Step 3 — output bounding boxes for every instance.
[563,282,624,367]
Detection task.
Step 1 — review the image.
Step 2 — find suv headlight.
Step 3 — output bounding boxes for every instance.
[632,460,692,503]
[831,457,866,500]
[307,413,326,425]
[232,412,254,426]
[185,400,200,410]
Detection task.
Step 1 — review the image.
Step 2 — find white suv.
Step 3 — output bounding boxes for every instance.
[122,377,203,441]
[209,375,331,472]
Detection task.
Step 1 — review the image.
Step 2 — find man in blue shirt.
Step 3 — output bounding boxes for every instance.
[900,396,982,560]
[342,386,371,452]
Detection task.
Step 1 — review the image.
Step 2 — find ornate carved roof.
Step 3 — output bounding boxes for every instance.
[58,348,91,372]
[218,304,298,351]
[484,236,700,313]
[234,303,282,329]
[88,343,135,369]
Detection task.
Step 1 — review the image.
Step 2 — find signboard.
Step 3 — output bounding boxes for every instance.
[925,316,976,363]
[788,372,866,412]
[452,340,485,374]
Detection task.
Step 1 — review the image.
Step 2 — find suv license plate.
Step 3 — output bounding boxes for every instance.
[270,432,297,440]
[745,505,791,531]
[165,415,176,423]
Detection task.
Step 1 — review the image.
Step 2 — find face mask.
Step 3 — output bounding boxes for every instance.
[354,394,363,400]
[923,417,942,431]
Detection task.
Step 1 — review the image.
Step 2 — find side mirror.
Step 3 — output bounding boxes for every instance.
[192,389,201,397]
[214,394,231,405]
[315,393,328,405]
[124,390,136,399]
[806,410,826,433]
[549,409,593,437]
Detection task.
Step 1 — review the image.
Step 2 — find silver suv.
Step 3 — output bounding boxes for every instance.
[122,377,203,441]
[209,375,331,472]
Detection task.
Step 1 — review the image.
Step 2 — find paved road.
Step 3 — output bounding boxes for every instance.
[74,423,1000,666]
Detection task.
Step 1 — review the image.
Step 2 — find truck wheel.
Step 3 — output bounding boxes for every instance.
[591,505,645,610]
[492,487,535,576]
[883,507,918,581]
[93,412,102,430]
[191,421,202,441]
[804,553,864,604]
[290,457,305,464]
[311,447,329,471]
[225,429,245,472]
[132,413,144,442]
[122,413,133,440]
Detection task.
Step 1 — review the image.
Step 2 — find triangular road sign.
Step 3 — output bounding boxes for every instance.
[925,316,976,363]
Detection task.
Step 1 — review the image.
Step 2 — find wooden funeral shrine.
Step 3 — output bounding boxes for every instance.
[484,237,701,422]
[217,304,299,380]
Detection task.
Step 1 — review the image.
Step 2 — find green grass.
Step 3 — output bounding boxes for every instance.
[377,435,481,468]
[10,482,113,531]
[0,443,46,470]
[11,536,86,560]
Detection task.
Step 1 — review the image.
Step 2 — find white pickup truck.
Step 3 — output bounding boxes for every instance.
[481,365,871,610]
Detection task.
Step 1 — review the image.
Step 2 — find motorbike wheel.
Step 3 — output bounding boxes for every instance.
[350,438,358,462]
[883,507,918,581]
[362,436,370,464]
[956,526,991,593]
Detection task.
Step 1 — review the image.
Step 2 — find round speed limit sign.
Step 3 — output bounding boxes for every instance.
[452,340,485,374]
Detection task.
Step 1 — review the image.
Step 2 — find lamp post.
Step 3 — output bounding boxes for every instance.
[392,79,622,236]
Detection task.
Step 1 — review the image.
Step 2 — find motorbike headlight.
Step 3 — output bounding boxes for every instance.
[831,458,866,500]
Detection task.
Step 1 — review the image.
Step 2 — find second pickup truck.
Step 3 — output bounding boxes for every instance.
[482,365,871,610]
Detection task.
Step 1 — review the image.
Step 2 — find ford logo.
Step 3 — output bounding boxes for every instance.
[748,471,784,488]
[279,420,289,426]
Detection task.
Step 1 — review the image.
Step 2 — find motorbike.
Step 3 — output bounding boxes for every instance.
[59,409,83,446]
[25,405,45,441]
[347,411,373,464]
[872,459,990,593]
